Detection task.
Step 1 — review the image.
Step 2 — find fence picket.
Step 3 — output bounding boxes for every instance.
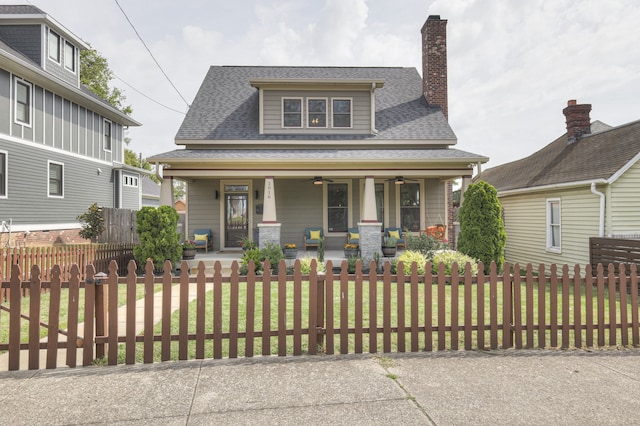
[573,265,582,348]
[293,260,302,356]
[325,264,334,355]
[397,263,406,353]
[476,262,485,350]
[229,262,239,359]
[340,263,349,355]
[619,264,628,347]
[437,262,446,350]
[354,262,364,354]
[196,262,206,359]
[213,261,223,359]
[513,263,522,349]
[489,263,498,349]
[245,265,256,357]
[28,265,41,370]
[383,261,392,353]
[585,265,594,347]
[46,265,62,369]
[410,263,419,353]
[125,261,137,364]
[369,263,378,353]
[424,262,433,351]
[631,264,639,346]
[107,261,119,365]
[562,265,570,349]
[261,263,271,356]
[607,264,617,346]
[161,260,173,362]
[597,264,605,346]
[66,264,80,368]
[83,265,96,366]
[550,264,558,348]
[277,264,287,357]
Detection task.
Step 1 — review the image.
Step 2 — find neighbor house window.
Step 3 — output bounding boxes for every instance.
[400,183,421,232]
[0,151,7,198]
[15,79,32,125]
[547,198,561,251]
[282,98,302,128]
[64,41,75,71]
[123,174,139,187]
[48,30,60,62]
[103,119,112,151]
[308,98,327,128]
[48,161,64,197]
[332,98,352,128]
[327,183,348,232]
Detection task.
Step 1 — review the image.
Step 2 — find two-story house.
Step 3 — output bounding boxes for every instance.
[0,5,141,247]
[149,15,488,259]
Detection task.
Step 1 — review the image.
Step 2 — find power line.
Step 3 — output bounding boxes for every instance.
[113,0,190,108]
[114,73,186,115]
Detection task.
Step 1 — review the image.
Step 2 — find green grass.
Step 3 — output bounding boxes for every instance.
[110,277,636,364]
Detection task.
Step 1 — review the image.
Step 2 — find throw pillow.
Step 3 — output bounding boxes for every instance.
[309,230,321,240]
[388,230,400,240]
[194,233,208,242]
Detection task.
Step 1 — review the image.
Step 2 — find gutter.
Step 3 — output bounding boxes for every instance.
[497,178,608,197]
[590,182,605,237]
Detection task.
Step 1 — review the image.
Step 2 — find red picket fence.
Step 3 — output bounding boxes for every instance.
[0,259,638,371]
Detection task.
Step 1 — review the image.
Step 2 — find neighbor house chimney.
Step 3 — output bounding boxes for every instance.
[563,99,591,142]
[421,15,448,120]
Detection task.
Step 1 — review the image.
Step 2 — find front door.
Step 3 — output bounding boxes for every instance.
[224,185,249,247]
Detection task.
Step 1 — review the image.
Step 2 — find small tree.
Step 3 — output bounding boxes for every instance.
[77,203,105,242]
[134,206,181,272]
[457,181,506,273]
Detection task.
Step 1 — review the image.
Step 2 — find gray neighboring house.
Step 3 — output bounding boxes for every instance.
[141,175,161,207]
[478,100,640,270]
[0,5,141,247]
[149,15,488,255]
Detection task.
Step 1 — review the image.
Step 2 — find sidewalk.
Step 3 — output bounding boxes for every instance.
[1,349,639,425]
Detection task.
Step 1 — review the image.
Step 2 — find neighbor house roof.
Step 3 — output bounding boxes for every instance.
[479,119,640,192]
[175,66,457,142]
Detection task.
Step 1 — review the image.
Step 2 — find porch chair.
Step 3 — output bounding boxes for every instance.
[346,227,360,246]
[384,227,406,249]
[192,229,213,253]
[304,227,324,250]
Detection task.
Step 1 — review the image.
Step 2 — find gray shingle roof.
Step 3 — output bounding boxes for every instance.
[0,5,45,14]
[175,66,456,142]
[479,119,640,192]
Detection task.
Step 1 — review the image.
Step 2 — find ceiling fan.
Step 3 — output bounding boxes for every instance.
[386,176,418,185]
[308,177,334,185]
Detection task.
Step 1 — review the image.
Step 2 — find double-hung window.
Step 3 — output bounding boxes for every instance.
[0,151,7,198]
[308,98,327,128]
[332,98,352,128]
[547,199,561,251]
[48,30,60,62]
[103,119,112,151]
[48,161,64,197]
[64,41,75,71]
[282,98,302,128]
[399,183,421,232]
[15,79,31,125]
[327,183,349,232]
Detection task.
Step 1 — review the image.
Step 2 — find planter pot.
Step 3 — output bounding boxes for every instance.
[283,248,298,259]
[381,246,397,257]
[344,248,359,258]
[182,248,196,260]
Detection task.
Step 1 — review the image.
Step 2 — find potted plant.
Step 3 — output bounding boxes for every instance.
[239,235,257,252]
[182,240,197,260]
[283,243,298,259]
[344,243,359,258]
[382,236,397,257]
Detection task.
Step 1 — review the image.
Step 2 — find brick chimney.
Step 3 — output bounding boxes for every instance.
[421,15,448,120]
[563,99,591,142]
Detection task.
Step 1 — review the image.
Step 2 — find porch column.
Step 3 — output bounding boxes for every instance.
[159,177,173,206]
[460,175,472,206]
[359,176,382,269]
[258,176,281,248]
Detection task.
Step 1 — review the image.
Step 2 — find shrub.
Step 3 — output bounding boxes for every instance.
[134,206,181,272]
[240,247,263,274]
[77,202,105,242]
[431,250,479,276]
[397,250,428,275]
[298,256,326,274]
[404,232,448,259]
[457,181,506,273]
[261,242,285,273]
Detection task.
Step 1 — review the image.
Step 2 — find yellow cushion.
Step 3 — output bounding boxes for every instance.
[349,232,359,240]
[194,233,208,241]
[309,230,321,240]
[388,230,400,240]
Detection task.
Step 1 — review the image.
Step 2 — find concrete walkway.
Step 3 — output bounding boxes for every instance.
[1,349,639,425]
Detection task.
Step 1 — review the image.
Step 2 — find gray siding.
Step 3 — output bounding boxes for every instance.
[425,178,446,226]
[0,25,42,64]
[1,138,114,225]
[0,69,9,134]
[44,27,79,88]
[120,172,141,210]
[262,90,371,135]
[187,179,220,250]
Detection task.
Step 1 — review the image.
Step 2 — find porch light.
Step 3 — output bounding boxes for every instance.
[313,177,324,185]
[395,176,405,185]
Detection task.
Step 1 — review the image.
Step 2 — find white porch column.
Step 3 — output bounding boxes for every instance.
[460,175,472,206]
[258,176,281,248]
[359,176,382,268]
[159,177,173,206]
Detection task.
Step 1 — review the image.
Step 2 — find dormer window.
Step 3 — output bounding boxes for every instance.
[48,30,60,63]
[282,98,302,128]
[332,99,352,128]
[308,99,327,128]
[64,41,75,72]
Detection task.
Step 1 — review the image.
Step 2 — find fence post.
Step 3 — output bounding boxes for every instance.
[316,268,325,351]
[93,271,108,359]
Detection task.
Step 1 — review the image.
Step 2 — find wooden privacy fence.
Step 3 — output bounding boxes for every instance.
[0,259,638,371]
[590,237,640,272]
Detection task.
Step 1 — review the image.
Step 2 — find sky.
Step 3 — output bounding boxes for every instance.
[11,0,640,171]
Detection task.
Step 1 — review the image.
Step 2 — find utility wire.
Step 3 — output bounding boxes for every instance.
[113,0,191,108]
[114,73,186,115]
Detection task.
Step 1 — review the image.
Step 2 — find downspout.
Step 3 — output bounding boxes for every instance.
[590,182,605,237]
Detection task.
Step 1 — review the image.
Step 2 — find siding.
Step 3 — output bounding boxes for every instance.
[120,173,141,210]
[609,162,640,234]
[0,138,114,225]
[500,187,600,271]
[0,25,41,64]
[187,179,220,250]
[262,90,371,135]
[425,178,445,226]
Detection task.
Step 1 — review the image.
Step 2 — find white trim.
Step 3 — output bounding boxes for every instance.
[358,178,388,228]
[63,40,76,73]
[307,97,328,129]
[258,88,264,134]
[323,179,353,234]
[281,97,303,128]
[0,150,7,199]
[6,222,82,233]
[497,178,608,197]
[14,77,33,127]
[331,97,353,129]
[395,179,424,231]
[219,180,253,250]
[47,160,64,198]
[2,132,113,166]
[608,151,640,184]
[123,173,139,188]
[546,198,561,253]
